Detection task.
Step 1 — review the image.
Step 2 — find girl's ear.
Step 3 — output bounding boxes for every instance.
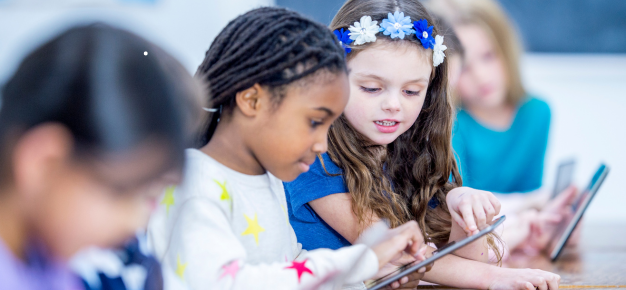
[235,83,270,117]
[12,124,73,199]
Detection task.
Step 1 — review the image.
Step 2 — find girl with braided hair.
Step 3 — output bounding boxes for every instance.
[148,6,431,290]
[285,0,561,289]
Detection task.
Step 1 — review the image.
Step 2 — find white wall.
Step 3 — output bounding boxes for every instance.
[0,0,274,85]
[522,54,626,223]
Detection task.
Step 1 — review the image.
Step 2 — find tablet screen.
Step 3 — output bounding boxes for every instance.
[551,159,576,199]
[548,164,609,261]
[365,216,506,290]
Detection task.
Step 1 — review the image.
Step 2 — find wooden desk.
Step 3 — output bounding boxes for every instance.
[417,223,626,289]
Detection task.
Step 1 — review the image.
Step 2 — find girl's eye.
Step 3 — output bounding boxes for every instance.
[404,90,420,96]
[311,119,323,128]
[360,86,381,93]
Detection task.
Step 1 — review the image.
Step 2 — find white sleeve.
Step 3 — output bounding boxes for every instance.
[160,196,378,290]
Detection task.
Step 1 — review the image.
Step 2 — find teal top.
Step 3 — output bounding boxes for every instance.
[452,96,551,193]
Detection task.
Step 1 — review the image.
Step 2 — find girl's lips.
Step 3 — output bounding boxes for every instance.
[374,120,400,133]
[479,84,495,97]
[298,162,310,172]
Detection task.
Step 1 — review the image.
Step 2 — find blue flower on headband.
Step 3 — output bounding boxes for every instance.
[414,19,435,49]
[380,11,414,39]
[334,28,353,55]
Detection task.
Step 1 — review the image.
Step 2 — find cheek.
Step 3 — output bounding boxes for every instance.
[255,111,313,172]
[403,97,425,124]
[344,91,372,130]
[491,58,508,91]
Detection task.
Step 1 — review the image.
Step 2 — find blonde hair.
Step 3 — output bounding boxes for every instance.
[426,0,526,106]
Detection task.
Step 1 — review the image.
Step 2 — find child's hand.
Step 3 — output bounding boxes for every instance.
[488,267,560,290]
[375,250,428,289]
[369,221,426,269]
[446,187,501,236]
[524,186,578,251]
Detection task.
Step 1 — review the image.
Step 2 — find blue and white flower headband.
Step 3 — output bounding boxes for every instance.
[334,12,447,67]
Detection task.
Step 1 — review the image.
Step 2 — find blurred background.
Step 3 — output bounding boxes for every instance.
[1,0,625,224]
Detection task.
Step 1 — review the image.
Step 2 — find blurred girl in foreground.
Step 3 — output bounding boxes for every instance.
[0,24,200,290]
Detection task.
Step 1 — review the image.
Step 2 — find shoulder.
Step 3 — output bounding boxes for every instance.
[521,95,551,119]
[177,149,232,203]
[453,108,475,131]
[291,153,343,183]
[284,153,348,213]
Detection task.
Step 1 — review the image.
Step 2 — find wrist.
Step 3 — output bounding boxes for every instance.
[483,266,506,289]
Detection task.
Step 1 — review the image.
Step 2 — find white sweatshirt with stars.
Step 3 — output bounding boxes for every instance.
[148,149,379,290]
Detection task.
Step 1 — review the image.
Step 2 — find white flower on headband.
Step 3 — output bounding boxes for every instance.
[348,16,380,45]
[433,35,447,67]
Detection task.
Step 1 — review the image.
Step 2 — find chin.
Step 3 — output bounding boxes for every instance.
[273,169,301,182]
[368,134,398,146]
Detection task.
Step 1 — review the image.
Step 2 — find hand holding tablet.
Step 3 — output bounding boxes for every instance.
[548,164,609,261]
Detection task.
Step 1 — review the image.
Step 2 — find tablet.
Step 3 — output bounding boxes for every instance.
[548,164,609,261]
[551,159,576,200]
[365,216,507,290]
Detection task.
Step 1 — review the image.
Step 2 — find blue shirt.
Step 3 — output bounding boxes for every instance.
[285,153,441,251]
[284,153,352,250]
[452,96,551,193]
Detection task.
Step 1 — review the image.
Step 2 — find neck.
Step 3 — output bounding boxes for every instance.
[201,119,266,176]
[0,188,27,260]
[465,103,515,130]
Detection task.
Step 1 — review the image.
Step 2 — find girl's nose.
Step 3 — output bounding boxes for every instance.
[311,131,328,154]
[381,93,401,113]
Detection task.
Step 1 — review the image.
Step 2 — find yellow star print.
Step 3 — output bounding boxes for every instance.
[175,255,187,280]
[241,213,265,245]
[214,180,230,202]
[281,205,289,224]
[161,185,176,214]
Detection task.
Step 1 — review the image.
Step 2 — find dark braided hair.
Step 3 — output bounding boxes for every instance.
[194,7,347,147]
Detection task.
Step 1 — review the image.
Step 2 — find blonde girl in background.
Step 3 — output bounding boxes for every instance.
[427,0,579,254]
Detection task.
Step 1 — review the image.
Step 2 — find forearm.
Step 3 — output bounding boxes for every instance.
[422,246,497,289]
[448,219,489,263]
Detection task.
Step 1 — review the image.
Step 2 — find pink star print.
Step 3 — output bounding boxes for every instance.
[284,259,314,283]
[220,260,239,280]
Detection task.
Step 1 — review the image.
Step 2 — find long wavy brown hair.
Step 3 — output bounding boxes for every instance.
[327,0,501,261]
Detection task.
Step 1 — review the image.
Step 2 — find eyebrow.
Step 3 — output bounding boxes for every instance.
[354,73,429,84]
[355,73,386,82]
[314,107,335,117]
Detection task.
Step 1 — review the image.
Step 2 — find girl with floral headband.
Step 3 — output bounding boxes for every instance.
[285,0,561,289]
